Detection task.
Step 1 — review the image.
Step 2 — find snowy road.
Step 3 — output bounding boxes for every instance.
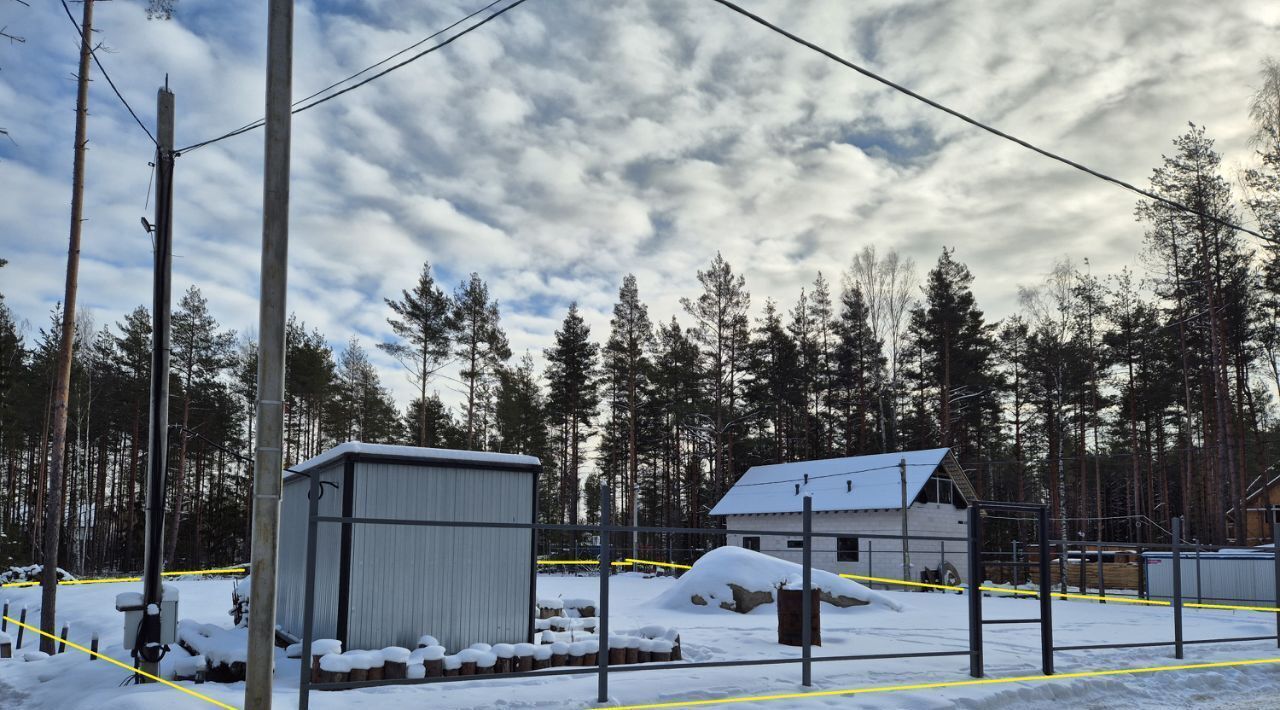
[1,573,1278,708]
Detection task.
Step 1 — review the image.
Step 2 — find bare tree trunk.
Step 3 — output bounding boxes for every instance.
[40,0,94,652]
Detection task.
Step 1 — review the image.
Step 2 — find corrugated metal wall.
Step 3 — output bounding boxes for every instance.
[345,461,533,652]
[277,463,344,640]
[1144,553,1277,605]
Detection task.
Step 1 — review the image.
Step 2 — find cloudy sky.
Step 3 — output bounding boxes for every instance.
[2,0,1277,407]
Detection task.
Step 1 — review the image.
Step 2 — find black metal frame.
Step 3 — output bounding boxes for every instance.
[294,487,1280,710]
[1042,516,1280,662]
[967,501,1054,678]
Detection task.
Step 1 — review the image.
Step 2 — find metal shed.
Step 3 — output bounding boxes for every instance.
[276,442,540,652]
[1142,550,1277,606]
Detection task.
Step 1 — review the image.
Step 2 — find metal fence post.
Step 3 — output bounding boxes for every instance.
[967,505,983,678]
[801,495,812,687]
[598,484,611,704]
[1273,516,1279,648]
[1097,544,1105,603]
[1172,516,1184,660]
[298,468,322,710]
[867,539,873,586]
[1038,507,1053,676]
[1194,541,1202,605]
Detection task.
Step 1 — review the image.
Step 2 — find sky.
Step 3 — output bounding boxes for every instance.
[1,0,1277,409]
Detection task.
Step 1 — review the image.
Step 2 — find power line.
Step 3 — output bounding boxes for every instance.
[177,0,530,154]
[203,0,509,150]
[59,0,157,147]
[708,0,1272,246]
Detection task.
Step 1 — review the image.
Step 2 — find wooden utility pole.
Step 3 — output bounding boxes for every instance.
[245,0,294,705]
[39,0,94,654]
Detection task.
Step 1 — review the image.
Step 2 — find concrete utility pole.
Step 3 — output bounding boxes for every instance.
[900,457,910,581]
[244,0,293,705]
[39,0,94,654]
[138,84,175,681]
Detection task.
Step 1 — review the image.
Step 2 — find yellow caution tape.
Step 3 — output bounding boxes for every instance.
[838,572,1279,612]
[609,656,1280,709]
[1,567,247,589]
[538,560,633,566]
[625,558,693,570]
[2,614,237,710]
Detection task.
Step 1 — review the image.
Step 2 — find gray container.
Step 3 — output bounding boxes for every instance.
[1142,550,1276,605]
[277,443,540,653]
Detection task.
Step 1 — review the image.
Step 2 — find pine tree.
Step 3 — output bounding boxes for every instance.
[680,252,751,502]
[380,262,453,447]
[451,273,510,449]
[166,286,235,566]
[545,303,600,526]
[832,282,885,455]
[603,274,654,553]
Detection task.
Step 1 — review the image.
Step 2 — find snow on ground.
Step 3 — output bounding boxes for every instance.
[2,573,1279,709]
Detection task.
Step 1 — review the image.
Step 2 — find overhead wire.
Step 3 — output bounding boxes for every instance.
[176,0,530,154]
[707,0,1272,245]
[59,0,157,147]
[202,0,509,148]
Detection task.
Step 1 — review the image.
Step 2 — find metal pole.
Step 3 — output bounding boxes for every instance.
[1194,540,1202,605]
[1272,514,1278,648]
[297,472,321,710]
[801,495,812,687]
[598,484,611,704]
[1172,516,1184,660]
[967,505,982,678]
[138,84,175,681]
[245,0,293,705]
[900,458,910,581]
[1097,543,1105,603]
[1038,507,1053,676]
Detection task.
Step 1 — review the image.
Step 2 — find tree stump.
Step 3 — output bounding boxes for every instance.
[651,649,671,663]
[624,646,638,664]
[384,661,407,680]
[367,665,384,681]
[317,669,347,686]
[609,647,626,665]
[348,668,368,683]
[0,640,11,660]
[425,658,444,677]
[460,661,476,676]
[637,646,651,664]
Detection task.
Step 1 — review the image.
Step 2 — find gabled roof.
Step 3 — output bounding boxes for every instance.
[709,448,972,516]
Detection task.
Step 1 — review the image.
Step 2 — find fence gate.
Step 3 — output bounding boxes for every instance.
[967,501,1053,678]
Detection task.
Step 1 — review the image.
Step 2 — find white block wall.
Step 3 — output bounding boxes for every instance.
[722,503,970,583]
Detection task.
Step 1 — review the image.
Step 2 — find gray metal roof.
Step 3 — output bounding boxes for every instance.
[710,448,970,515]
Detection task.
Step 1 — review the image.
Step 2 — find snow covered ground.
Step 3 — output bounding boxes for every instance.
[2,572,1279,709]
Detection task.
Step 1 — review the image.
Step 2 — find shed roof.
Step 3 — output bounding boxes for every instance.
[710,448,970,516]
[287,441,540,478]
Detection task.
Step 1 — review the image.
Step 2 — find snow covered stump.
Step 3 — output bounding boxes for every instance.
[0,631,11,659]
[777,588,821,647]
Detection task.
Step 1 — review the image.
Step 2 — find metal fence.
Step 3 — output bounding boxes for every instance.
[294,474,1280,709]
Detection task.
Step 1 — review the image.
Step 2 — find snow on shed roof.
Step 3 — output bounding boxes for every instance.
[710,448,957,516]
[288,442,540,478]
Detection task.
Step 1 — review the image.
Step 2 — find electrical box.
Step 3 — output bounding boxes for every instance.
[115,585,179,650]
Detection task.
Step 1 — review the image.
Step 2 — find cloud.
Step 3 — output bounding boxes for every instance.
[2,0,1276,409]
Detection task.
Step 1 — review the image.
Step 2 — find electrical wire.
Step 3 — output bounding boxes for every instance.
[59,0,157,147]
[708,0,1271,245]
[177,0,530,154]
[201,0,509,149]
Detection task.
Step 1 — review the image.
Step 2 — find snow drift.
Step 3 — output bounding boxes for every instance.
[650,546,902,612]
